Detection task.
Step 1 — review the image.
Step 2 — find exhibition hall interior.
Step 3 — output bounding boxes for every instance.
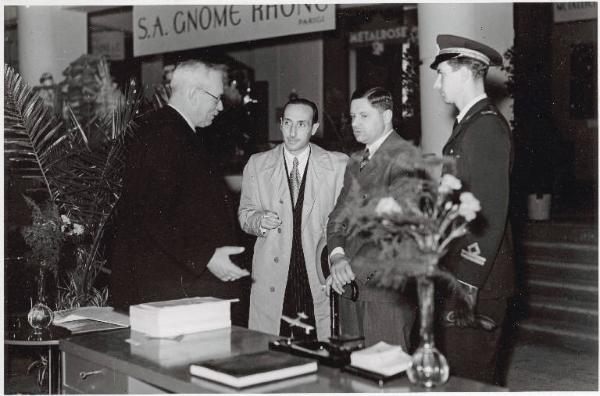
[3,2,598,393]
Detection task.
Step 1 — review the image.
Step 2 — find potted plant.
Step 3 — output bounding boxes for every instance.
[4,59,144,310]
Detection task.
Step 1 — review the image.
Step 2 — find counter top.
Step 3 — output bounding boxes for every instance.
[60,326,505,393]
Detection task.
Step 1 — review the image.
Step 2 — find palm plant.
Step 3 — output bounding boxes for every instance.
[5,63,145,309]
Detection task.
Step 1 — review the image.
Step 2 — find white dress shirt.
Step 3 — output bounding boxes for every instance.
[283,145,311,182]
[456,94,487,124]
[364,128,394,159]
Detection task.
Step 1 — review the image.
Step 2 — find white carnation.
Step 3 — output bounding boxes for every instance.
[458,192,481,221]
[439,174,462,194]
[375,197,403,216]
[72,224,85,235]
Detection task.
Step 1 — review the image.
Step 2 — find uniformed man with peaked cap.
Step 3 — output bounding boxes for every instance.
[431,34,515,385]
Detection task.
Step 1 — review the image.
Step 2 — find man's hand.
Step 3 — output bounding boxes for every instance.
[328,253,355,295]
[445,282,477,327]
[259,210,282,230]
[207,246,250,282]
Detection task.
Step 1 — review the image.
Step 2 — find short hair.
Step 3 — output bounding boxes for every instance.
[447,57,488,79]
[170,60,227,94]
[351,87,393,112]
[281,98,319,124]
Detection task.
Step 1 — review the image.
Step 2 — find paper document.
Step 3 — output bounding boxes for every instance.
[54,306,130,326]
[350,341,412,376]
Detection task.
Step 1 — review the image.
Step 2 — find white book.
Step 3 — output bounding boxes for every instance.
[129,297,236,337]
[132,319,231,338]
[129,328,232,367]
[133,297,235,316]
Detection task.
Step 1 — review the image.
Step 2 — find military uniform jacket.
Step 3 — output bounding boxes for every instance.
[441,98,515,299]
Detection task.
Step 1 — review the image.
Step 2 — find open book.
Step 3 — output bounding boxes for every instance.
[54,306,129,334]
[189,350,318,388]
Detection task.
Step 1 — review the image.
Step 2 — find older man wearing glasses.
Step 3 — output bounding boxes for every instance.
[238,98,348,340]
[109,60,251,326]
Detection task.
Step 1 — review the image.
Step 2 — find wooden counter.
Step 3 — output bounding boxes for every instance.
[59,326,505,393]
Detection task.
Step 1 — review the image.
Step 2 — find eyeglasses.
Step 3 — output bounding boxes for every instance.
[199,88,223,103]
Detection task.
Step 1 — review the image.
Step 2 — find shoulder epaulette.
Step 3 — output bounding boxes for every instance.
[480,110,498,116]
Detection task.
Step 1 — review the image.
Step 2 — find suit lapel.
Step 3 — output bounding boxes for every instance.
[262,145,289,205]
[301,144,323,232]
[359,131,401,182]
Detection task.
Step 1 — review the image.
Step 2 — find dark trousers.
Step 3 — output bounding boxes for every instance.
[339,296,416,351]
[438,297,508,385]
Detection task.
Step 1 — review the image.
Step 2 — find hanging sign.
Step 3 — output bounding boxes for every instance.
[348,15,415,48]
[349,26,409,46]
[91,31,125,60]
[553,2,597,23]
[133,4,335,57]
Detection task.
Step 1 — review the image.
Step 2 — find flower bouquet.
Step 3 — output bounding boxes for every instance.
[340,141,481,387]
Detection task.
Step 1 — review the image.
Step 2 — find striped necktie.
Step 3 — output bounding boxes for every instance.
[290,157,300,205]
[359,148,370,171]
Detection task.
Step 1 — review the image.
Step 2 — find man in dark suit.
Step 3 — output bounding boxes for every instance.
[326,87,416,349]
[109,60,250,325]
[431,35,515,384]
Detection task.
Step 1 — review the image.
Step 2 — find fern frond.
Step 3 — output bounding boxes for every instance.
[4,65,68,200]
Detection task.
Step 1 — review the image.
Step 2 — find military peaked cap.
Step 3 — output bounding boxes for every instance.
[430,34,503,69]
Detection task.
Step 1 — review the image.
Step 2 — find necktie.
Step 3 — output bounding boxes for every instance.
[359,148,370,171]
[290,157,300,205]
[453,119,459,131]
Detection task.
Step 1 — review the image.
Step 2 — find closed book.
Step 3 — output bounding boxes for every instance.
[131,297,234,320]
[130,328,232,367]
[130,297,235,337]
[189,350,318,388]
[131,314,230,338]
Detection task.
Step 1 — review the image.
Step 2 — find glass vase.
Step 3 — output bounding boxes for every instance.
[27,267,54,335]
[406,277,449,388]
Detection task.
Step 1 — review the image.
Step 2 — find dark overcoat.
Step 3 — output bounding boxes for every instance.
[108,105,249,324]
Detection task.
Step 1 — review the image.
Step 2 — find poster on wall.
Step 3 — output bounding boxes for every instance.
[133,4,335,57]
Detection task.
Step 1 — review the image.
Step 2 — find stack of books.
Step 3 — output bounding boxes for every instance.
[129,297,236,338]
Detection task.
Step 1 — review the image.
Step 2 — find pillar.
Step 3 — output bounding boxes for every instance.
[17,6,87,87]
[417,3,514,155]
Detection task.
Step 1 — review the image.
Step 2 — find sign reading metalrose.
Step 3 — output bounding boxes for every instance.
[133,4,336,56]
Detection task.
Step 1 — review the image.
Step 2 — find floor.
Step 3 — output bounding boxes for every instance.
[4,339,598,393]
[504,341,598,391]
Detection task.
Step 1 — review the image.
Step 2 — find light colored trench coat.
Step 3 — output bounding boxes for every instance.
[238,143,348,340]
